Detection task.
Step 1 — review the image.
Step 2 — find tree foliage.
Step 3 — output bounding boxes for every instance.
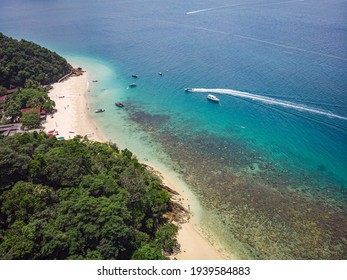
[4,87,55,118]
[0,33,63,126]
[0,133,177,260]
[20,109,40,130]
[0,33,71,89]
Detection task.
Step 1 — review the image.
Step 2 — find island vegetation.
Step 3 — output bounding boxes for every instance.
[0,132,178,259]
[0,33,72,129]
[0,33,71,89]
[0,33,179,260]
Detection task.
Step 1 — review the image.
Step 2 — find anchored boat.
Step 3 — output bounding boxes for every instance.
[207,94,219,102]
[115,101,124,108]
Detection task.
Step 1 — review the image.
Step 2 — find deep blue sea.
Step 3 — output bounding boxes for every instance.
[1,0,346,259]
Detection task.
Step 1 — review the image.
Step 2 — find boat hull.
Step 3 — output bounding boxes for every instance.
[207,94,219,102]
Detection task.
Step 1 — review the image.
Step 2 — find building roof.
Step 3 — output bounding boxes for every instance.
[21,107,38,113]
[21,108,47,115]
[0,95,6,104]
[6,88,19,95]
[0,123,22,136]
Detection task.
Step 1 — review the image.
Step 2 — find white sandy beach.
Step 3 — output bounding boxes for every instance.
[43,72,227,260]
[42,73,105,142]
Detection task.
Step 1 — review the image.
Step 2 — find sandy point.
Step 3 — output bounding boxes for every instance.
[147,164,229,260]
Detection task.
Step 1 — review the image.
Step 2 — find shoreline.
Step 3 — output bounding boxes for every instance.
[43,70,229,260]
[42,72,106,142]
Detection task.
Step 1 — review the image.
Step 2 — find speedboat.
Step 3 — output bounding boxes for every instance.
[185,88,193,92]
[95,109,105,113]
[207,94,219,102]
[132,74,138,78]
[129,83,137,87]
[115,101,124,108]
[158,72,163,76]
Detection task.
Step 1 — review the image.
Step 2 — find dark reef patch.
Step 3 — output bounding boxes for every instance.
[129,109,170,131]
[128,107,347,259]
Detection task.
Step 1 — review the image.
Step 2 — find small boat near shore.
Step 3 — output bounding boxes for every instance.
[207,94,219,102]
[95,108,105,113]
[129,83,137,88]
[115,101,124,108]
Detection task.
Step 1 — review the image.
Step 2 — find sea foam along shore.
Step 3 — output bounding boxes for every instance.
[42,70,227,260]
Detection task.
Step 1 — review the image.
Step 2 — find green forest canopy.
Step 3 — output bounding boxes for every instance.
[2,87,56,125]
[0,34,179,260]
[0,33,71,89]
[0,133,178,260]
[0,33,67,128]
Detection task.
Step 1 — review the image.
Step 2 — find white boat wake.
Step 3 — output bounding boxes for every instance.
[186,7,219,15]
[191,88,347,121]
[186,0,305,15]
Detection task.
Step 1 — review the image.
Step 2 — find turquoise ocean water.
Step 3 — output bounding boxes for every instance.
[1,0,346,259]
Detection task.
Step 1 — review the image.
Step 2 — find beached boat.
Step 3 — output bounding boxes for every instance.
[207,94,219,102]
[185,88,193,92]
[132,74,138,78]
[95,108,105,113]
[115,101,124,108]
[129,83,137,87]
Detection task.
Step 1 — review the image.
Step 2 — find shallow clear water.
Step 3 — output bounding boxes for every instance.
[1,0,346,259]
